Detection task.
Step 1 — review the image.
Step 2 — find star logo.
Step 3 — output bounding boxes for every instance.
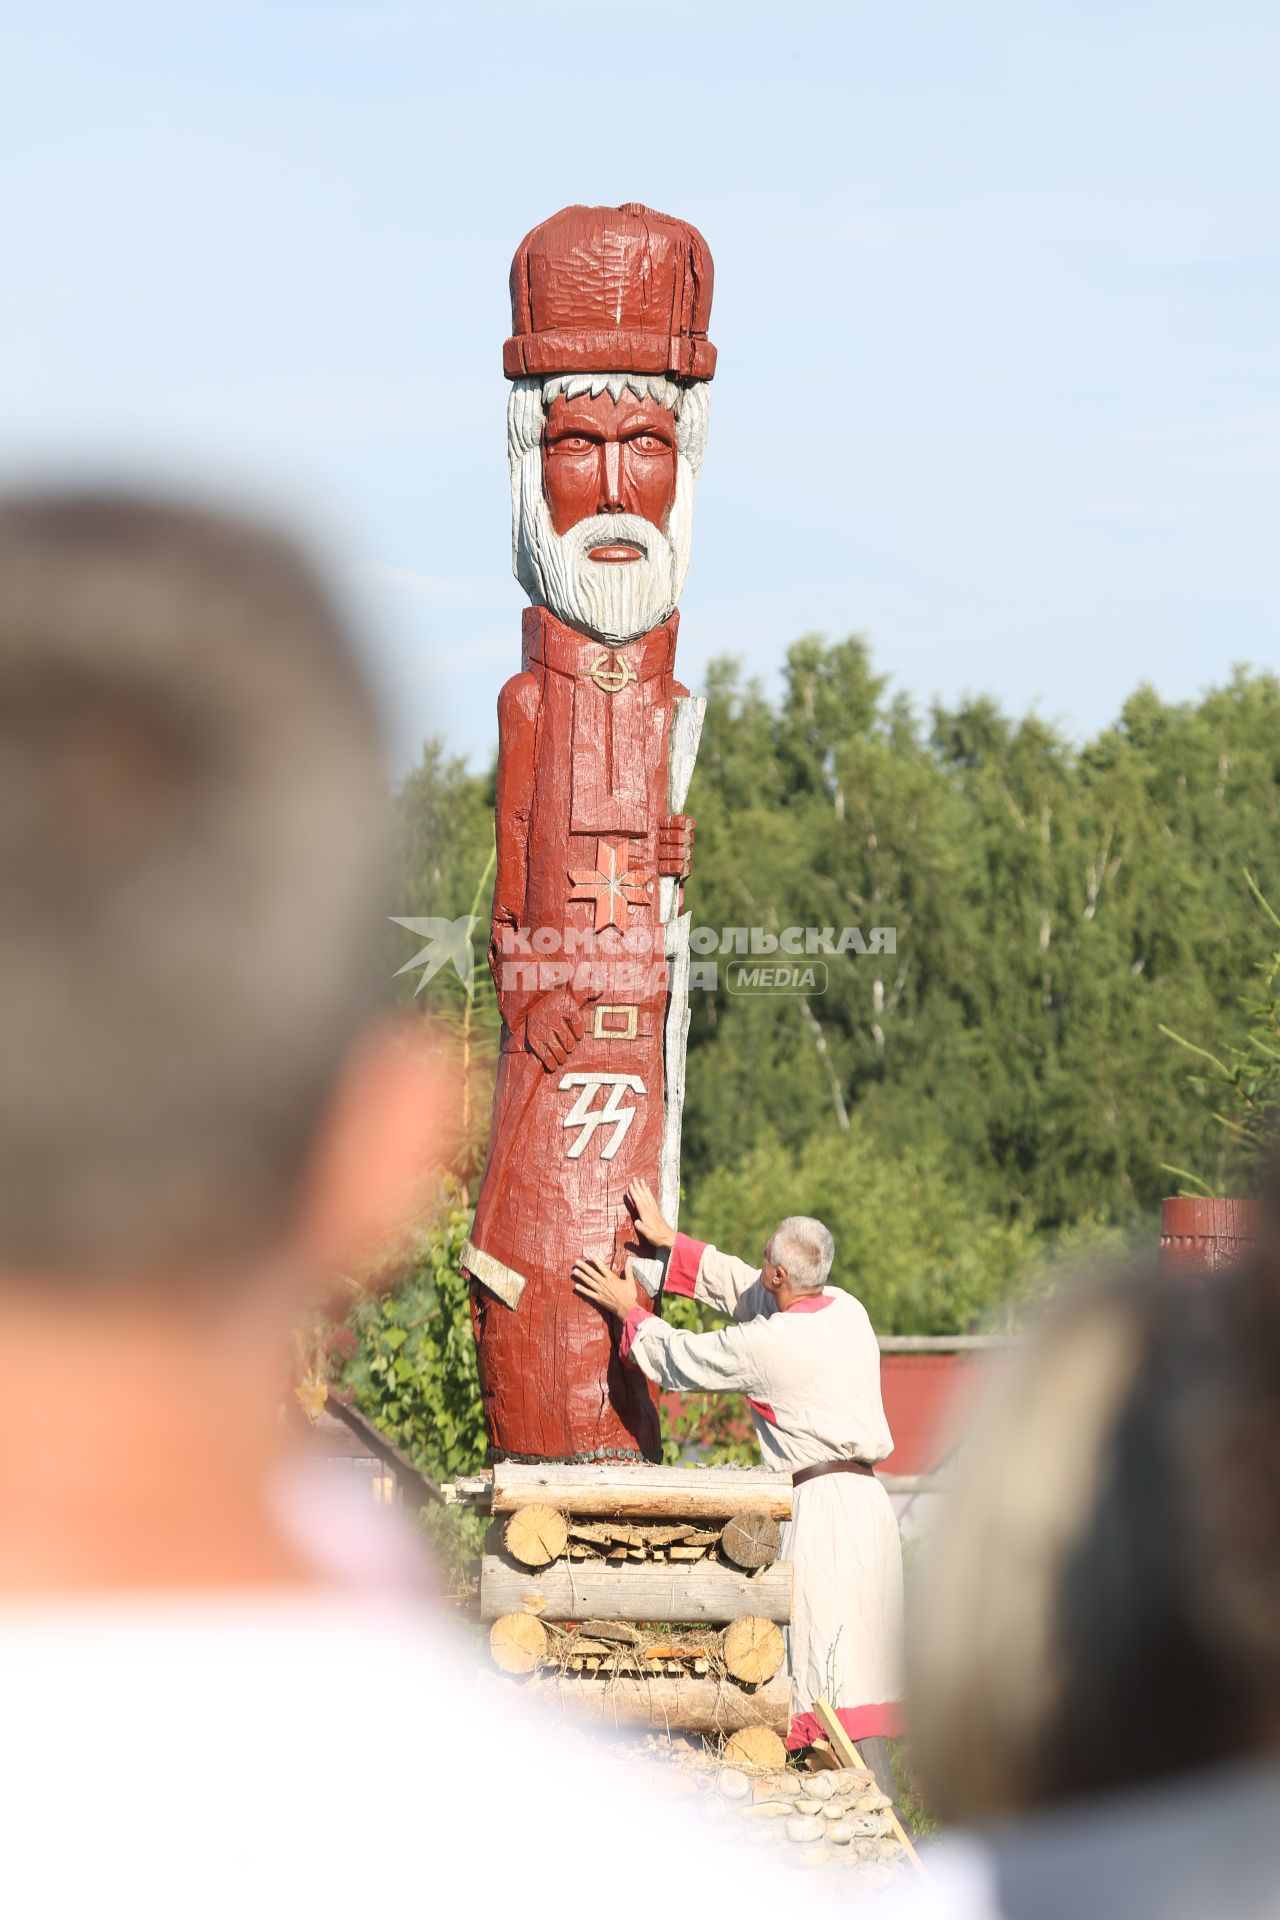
[389,915,477,996]
[568,838,653,933]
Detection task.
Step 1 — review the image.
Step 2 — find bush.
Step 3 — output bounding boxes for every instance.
[684,1122,1037,1335]
[332,1183,489,1481]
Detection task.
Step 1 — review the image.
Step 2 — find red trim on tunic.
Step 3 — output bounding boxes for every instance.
[619,1304,655,1365]
[664,1232,706,1299]
[784,1293,834,1314]
[746,1396,777,1425]
[786,1703,906,1750]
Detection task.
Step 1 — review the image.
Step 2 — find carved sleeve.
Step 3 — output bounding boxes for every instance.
[488,671,540,1031]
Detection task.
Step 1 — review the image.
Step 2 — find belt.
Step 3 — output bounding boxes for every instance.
[792,1458,876,1489]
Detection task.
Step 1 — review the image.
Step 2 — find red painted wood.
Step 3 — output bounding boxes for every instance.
[466,608,688,1461]
[465,203,716,1465]
[1158,1196,1259,1274]
[543,389,679,535]
[878,1354,1001,1476]
[504,202,716,382]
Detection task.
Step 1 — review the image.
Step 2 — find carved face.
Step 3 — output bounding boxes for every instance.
[508,374,709,645]
[542,391,679,550]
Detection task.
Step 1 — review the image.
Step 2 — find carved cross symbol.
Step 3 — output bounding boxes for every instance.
[568,837,652,932]
[584,650,638,695]
[559,1073,646,1160]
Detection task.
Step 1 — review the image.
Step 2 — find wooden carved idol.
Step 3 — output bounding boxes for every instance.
[462,203,716,1462]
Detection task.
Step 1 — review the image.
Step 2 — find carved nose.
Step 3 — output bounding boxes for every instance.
[601,441,623,512]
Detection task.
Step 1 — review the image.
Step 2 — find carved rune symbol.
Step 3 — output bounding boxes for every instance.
[568,837,652,932]
[559,1073,646,1160]
[583,650,638,695]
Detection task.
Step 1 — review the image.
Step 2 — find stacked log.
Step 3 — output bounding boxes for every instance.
[484,1463,795,1736]
[503,1505,783,1569]
[482,1556,791,1624]
[489,1615,787,1684]
[491,1461,791,1522]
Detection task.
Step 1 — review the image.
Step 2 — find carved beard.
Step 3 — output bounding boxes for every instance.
[514,451,696,646]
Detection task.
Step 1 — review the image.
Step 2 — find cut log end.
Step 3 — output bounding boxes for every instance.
[720,1510,783,1570]
[722,1614,786,1685]
[489,1613,549,1675]
[723,1726,789,1771]
[504,1503,569,1568]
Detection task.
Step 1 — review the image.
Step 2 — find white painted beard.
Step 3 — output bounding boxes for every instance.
[513,451,697,645]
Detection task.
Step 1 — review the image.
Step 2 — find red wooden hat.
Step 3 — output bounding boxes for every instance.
[504,202,716,383]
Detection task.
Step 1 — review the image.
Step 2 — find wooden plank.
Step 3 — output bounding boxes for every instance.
[878,1334,1018,1353]
[440,1473,493,1507]
[492,1461,791,1522]
[811,1698,926,1877]
[480,1555,792,1624]
[495,1669,790,1735]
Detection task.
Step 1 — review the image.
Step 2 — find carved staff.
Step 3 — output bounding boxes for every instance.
[462,203,717,1463]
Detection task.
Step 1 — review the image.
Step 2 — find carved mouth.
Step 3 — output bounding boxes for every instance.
[587,541,644,564]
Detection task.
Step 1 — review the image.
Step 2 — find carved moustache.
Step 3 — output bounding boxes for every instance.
[527,509,679,647]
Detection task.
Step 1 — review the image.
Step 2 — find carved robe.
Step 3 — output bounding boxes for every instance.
[462,606,690,1463]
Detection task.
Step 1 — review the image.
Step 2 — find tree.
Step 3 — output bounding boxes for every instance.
[1162,875,1280,1192]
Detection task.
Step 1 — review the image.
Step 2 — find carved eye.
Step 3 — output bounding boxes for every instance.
[553,436,594,454]
[629,435,667,454]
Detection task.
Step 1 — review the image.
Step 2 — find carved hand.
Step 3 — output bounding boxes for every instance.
[626,1177,676,1251]
[524,987,585,1071]
[657,812,695,879]
[572,1255,644,1321]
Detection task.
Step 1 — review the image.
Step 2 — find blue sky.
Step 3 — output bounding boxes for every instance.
[4,2,1277,771]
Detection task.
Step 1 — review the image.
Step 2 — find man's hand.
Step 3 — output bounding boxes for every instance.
[524,987,585,1071]
[657,813,695,880]
[572,1256,643,1321]
[626,1177,675,1251]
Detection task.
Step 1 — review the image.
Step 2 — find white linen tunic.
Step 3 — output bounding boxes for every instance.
[621,1234,904,1733]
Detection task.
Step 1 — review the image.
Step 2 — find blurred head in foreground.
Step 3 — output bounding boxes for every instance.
[909,1254,1280,1824]
[0,493,440,1593]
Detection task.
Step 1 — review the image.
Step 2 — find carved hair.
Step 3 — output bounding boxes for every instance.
[507,374,711,474]
[767,1215,836,1292]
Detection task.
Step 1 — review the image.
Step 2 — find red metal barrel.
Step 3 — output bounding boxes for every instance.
[1158,1197,1258,1274]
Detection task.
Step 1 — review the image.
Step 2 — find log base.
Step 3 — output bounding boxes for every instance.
[499,1669,791,1736]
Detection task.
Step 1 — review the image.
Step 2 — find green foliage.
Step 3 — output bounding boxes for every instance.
[658,1293,759,1465]
[686,1123,1036,1335]
[388,739,496,994]
[889,1736,937,1840]
[333,1185,489,1481]
[1162,874,1280,1190]
[385,742,503,1181]
[351,645,1280,1483]
[681,643,1280,1234]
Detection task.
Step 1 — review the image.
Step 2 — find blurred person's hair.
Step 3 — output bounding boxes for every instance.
[0,493,388,1278]
[909,1256,1280,1823]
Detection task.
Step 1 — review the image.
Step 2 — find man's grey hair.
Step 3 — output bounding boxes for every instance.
[767,1216,836,1293]
[0,494,389,1279]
